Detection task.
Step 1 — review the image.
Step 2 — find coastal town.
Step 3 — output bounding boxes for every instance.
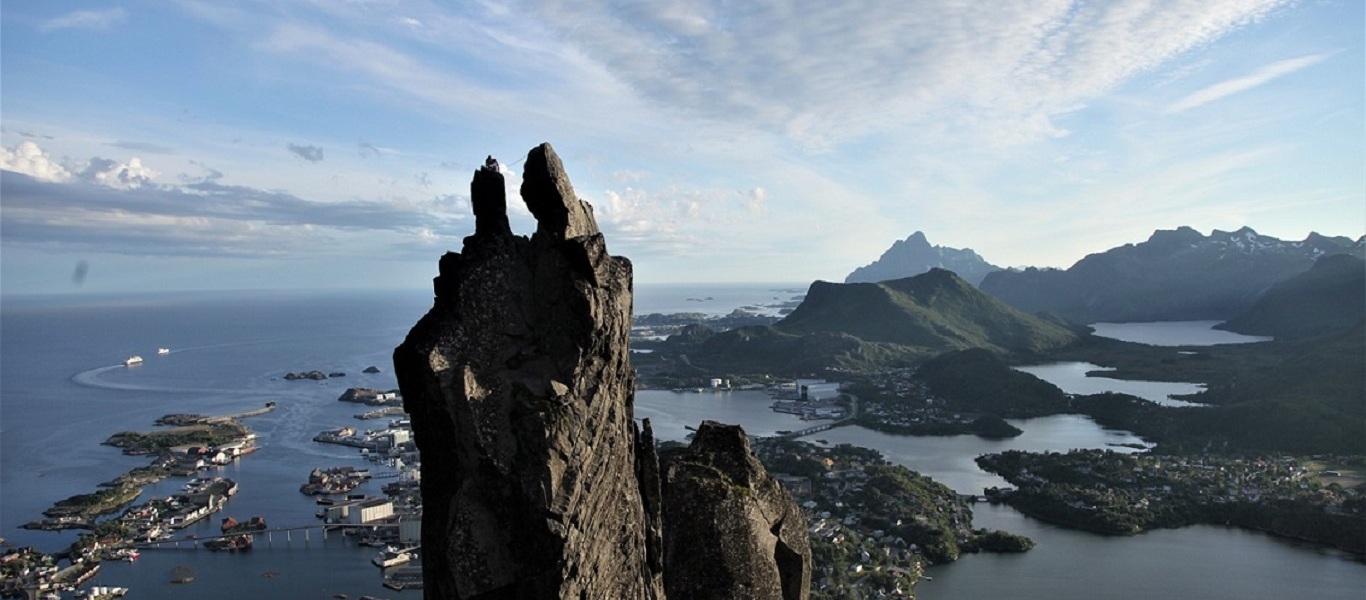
[5,363,1362,598]
[2,375,425,599]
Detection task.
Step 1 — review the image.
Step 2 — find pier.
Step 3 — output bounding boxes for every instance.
[203,402,277,424]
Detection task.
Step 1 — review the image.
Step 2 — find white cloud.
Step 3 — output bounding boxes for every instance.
[530,0,1291,147]
[78,157,161,190]
[0,141,72,182]
[2,142,163,190]
[1166,54,1331,114]
[38,8,128,32]
[415,228,441,244]
[745,187,767,215]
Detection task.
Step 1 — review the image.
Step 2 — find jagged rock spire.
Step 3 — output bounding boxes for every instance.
[394,144,810,600]
[520,143,599,242]
[395,142,652,599]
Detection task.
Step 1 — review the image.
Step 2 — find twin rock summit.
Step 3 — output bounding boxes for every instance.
[393,143,812,599]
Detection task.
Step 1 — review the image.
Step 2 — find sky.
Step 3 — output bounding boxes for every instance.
[1,0,1362,294]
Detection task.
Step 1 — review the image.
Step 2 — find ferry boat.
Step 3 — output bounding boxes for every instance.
[157,348,171,355]
[124,356,143,366]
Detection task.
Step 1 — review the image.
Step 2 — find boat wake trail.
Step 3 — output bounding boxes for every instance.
[69,364,252,395]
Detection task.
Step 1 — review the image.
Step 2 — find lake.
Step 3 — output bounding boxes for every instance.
[1015,320,1280,407]
[1015,362,1206,407]
[1089,320,1273,346]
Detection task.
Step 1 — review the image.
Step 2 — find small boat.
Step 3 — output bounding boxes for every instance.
[157,348,171,355]
[124,356,143,366]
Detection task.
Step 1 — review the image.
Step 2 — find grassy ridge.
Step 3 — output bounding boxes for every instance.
[778,270,1079,355]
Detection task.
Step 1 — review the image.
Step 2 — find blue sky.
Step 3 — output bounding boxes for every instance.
[2,0,1362,294]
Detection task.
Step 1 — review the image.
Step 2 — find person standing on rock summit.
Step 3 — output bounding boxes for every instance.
[483,155,499,172]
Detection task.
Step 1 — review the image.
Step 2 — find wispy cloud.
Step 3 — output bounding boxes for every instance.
[109,140,176,154]
[1166,54,1331,114]
[530,0,1292,147]
[38,8,128,32]
[286,143,325,162]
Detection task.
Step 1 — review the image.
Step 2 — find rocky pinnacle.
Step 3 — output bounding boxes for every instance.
[393,143,809,599]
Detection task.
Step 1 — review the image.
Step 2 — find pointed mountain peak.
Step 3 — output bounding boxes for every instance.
[847,231,1000,286]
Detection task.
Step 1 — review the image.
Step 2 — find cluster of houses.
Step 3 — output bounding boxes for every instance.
[757,442,948,598]
[300,466,372,496]
[308,414,424,559]
[121,477,239,542]
[313,420,412,452]
[985,450,1359,513]
[172,438,257,476]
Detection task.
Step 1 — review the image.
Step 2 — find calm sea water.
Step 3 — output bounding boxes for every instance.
[1,288,1360,598]
[632,282,807,316]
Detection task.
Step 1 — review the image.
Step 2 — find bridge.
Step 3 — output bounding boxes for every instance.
[131,523,398,549]
[766,393,860,441]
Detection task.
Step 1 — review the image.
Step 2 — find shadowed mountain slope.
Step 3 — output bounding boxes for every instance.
[980,227,1364,323]
[1217,253,1365,339]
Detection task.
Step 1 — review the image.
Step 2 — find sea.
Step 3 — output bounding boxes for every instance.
[1,285,1362,599]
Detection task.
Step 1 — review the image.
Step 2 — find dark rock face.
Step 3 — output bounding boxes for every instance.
[394,143,655,599]
[393,143,810,599]
[662,421,812,600]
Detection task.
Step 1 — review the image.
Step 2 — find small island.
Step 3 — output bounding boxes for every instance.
[977,449,1366,554]
[752,438,1032,598]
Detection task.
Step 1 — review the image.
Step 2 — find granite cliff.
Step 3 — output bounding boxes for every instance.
[393,143,810,599]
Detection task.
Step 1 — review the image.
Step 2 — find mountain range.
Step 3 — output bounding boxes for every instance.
[979,227,1364,324]
[845,231,1001,286]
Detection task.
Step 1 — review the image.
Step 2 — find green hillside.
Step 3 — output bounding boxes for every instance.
[677,269,1081,375]
[1187,323,1365,454]
[914,349,1071,418]
[776,269,1079,354]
